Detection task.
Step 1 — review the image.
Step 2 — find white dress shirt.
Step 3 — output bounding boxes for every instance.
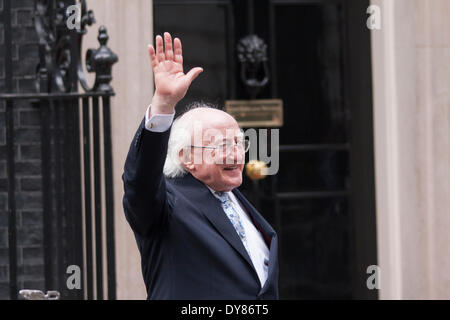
[144,104,270,287]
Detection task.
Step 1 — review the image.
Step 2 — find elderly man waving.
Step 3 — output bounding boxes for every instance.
[122,32,279,300]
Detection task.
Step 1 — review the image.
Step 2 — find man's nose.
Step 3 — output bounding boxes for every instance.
[225,146,244,164]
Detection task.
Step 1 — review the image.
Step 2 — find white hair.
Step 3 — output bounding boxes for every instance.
[163,102,218,178]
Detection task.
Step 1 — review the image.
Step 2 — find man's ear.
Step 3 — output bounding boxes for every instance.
[179,147,195,171]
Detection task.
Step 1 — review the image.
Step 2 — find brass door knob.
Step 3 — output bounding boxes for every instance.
[245,160,268,180]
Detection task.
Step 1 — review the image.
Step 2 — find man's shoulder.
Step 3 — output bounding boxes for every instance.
[164,174,199,199]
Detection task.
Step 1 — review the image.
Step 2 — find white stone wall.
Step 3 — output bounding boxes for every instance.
[83,0,153,300]
[371,0,450,299]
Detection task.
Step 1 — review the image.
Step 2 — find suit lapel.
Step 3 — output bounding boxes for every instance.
[232,189,276,241]
[232,189,278,295]
[171,174,256,273]
[170,174,278,294]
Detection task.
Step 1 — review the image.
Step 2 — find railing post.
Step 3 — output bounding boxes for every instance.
[0,0,118,300]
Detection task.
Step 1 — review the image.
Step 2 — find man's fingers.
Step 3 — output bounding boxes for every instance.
[148,45,158,69]
[164,32,174,61]
[185,67,203,84]
[156,35,165,62]
[174,37,183,65]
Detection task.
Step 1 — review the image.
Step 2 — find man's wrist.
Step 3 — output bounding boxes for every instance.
[145,104,175,132]
[150,94,177,115]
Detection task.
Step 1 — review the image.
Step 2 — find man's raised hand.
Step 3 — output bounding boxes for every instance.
[148,32,203,114]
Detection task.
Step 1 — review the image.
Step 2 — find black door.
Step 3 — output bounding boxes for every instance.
[154,0,377,299]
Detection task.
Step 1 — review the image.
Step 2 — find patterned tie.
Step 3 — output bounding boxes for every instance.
[215,192,250,255]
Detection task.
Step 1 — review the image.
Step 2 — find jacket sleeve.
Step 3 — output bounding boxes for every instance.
[122,118,172,237]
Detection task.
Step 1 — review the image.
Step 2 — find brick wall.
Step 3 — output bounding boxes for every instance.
[0,0,45,299]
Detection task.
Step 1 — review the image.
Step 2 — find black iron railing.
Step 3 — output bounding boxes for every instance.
[1,0,117,300]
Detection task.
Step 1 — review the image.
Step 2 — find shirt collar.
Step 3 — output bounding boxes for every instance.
[205,185,232,200]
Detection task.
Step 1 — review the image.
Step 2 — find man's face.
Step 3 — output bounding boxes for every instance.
[181,110,245,192]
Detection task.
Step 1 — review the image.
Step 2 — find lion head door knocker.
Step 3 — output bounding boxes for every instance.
[237,35,270,99]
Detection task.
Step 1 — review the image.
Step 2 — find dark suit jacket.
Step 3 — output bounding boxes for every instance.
[122,119,279,300]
